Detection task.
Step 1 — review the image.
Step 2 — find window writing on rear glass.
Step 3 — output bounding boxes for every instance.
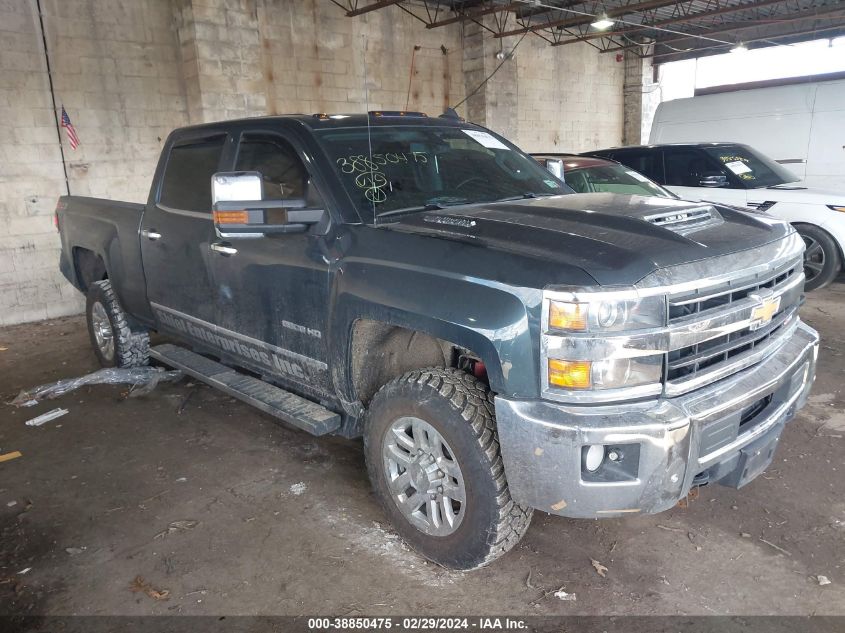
[159,136,226,212]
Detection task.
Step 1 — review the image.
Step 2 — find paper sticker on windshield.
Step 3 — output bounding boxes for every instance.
[462,130,510,150]
[543,179,560,188]
[725,160,752,175]
[625,170,650,182]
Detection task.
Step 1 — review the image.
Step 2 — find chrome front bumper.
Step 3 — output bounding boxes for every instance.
[495,322,819,518]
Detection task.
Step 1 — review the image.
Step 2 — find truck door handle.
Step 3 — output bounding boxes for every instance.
[141,229,162,241]
[210,242,238,256]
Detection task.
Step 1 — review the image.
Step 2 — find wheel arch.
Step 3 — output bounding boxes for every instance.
[344,315,503,407]
[72,247,108,292]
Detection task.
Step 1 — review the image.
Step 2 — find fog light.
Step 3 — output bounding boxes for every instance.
[584,444,605,472]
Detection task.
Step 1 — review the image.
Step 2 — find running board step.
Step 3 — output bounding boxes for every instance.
[150,343,340,436]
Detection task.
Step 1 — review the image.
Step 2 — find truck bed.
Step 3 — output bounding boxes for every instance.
[57,195,149,320]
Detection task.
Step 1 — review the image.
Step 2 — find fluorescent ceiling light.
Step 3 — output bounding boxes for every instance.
[731,42,748,53]
[591,13,614,30]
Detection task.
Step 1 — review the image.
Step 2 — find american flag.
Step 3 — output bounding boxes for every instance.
[61,105,79,149]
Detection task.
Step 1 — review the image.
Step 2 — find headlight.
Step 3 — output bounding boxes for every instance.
[827,205,845,213]
[543,289,666,400]
[548,295,665,332]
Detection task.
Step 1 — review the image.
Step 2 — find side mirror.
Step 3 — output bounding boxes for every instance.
[211,171,328,236]
[699,173,728,188]
[540,158,564,180]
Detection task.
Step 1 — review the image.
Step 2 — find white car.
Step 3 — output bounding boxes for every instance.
[586,143,845,290]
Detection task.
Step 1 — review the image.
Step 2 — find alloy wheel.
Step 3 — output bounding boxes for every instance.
[382,416,466,537]
[802,235,825,283]
[90,301,115,361]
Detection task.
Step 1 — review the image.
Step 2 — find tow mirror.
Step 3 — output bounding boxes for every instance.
[539,158,564,180]
[211,171,328,236]
[699,173,728,188]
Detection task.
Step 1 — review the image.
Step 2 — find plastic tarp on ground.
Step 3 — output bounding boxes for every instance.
[10,367,183,407]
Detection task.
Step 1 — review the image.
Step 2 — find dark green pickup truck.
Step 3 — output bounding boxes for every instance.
[57,112,818,569]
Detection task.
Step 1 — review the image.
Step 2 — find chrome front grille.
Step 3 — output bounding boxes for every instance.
[668,263,800,321]
[540,232,807,404]
[664,258,804,395]
[667,310,791,381]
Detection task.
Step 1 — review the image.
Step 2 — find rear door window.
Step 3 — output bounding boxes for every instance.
[159,136,226,212]
[663,148,725,187]
[613,150,665,183]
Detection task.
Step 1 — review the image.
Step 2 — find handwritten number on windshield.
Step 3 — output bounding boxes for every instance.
[337,152,429,204]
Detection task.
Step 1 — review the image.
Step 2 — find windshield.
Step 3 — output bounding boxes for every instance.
[314,125,567,221]
[565,163,673,198]
[701,145,799,189]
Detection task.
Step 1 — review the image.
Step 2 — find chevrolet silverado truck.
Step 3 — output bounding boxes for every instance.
[56,112,819,570]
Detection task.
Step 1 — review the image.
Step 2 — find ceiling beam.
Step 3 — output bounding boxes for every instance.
[346,0,404,17]
[600,0,793,53]
[650,6,845,48]
[649,22,845,60]
[426,1,524,28]
[494,0,682,38]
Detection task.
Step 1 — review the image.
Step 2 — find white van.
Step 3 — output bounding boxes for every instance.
[649,76,845,189]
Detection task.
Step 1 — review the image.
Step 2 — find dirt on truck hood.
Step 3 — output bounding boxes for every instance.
[383,192,795,286]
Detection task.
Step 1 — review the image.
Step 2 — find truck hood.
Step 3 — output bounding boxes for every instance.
[382,193,793,286]
[750,183,845,205]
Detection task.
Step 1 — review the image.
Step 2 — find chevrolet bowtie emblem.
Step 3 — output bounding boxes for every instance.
[749,293,781,330]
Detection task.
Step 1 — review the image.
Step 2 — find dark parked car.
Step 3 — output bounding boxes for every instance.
[533,153,675,198]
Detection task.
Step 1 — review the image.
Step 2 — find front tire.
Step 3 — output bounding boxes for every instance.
[796,224,840,291]
[85,280,150,368]
[364,368,532,570]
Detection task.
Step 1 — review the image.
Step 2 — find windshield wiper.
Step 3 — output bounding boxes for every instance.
[376,196,473,220]
[377,203,445,220]
[491,192,555,203]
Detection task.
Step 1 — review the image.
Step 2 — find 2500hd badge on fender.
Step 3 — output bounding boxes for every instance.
[56,112,819,569]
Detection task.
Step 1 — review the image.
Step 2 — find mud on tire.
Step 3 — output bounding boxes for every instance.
[364,367,532,570]
[85,279,150,368]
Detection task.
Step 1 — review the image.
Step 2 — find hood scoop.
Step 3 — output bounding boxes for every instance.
[642,205,722,235]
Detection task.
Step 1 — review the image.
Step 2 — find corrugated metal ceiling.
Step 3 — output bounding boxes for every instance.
[330,0,845,63]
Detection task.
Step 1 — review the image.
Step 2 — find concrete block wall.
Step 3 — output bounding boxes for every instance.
[461,19,518,137]
[172,0,465,122]
[0,0,79,325]
[44,0,190,202]
[623,47,659,145]
[0,0,631,327]
[0,0,189,326]
[514,35,625,152]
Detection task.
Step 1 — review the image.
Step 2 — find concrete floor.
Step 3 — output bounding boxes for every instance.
[0,286,843,617]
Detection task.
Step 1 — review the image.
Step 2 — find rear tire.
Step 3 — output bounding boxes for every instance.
[796,224,840,291]
[364,367,532,570]
[85,280,149,368]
